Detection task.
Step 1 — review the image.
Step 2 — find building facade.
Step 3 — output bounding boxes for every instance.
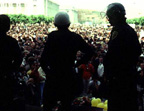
[60,6,78,23]
[77,9,104,25]
[0,0,59,17]
[47,0,59,17]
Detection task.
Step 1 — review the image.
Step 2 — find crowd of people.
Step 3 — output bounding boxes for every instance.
[0,2,143,111]
[5,21,144,109]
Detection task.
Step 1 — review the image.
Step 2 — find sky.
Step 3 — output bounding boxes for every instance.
[52,0,144,18]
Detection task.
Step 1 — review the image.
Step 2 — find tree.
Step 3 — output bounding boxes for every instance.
[7,14,54,24]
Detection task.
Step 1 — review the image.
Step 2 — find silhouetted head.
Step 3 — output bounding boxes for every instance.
[54,12,70,29]
[0,14,10,33]
[106,3,126,26]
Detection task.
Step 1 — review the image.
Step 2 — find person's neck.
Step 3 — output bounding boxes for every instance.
[113,19,127,26]
[58,28,69,31]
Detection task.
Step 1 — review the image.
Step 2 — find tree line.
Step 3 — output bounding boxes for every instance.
[8,14,54,24]
[127,16,144,25]
[7,14,144,26]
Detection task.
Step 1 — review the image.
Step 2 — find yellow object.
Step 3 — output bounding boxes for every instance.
[27,70,32,75]
[97,98,101,103]
[91,98,99,107]
[103,104,108,110]
[97,103,104,108]
[104,100,108,104]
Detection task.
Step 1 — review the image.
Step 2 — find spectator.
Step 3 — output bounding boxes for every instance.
[1,12,143,109]
[40,12,94,111]
[137,63,144,110]
[88,78,100,98]
[97,57,104,82]
[38,66,46,106]
[79,61,95,95]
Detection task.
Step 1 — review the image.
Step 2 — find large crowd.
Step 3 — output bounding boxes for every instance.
[6,22,144,108]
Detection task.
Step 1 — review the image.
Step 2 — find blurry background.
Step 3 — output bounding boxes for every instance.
[0,0,144,25]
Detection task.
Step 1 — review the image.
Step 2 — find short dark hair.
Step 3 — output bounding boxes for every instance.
[0,14,10,32]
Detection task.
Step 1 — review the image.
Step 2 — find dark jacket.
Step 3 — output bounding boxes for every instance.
[104,23,142,111]
[40,29,94,81]
[0,33,22,77]
[0,33,22,108]
[104,23,141,80]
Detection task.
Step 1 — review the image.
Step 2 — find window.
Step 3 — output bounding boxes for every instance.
[21,3,25,7]
[13,3,17,7]
[7,3,9,7]
[4,3,9,7]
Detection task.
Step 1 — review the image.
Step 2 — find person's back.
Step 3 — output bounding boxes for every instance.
[0,14,22,111]
[0,34,22,73]
[104,3,142,111]
[105,23,141,76]
[40,12,94,111]
[42,29,92,74]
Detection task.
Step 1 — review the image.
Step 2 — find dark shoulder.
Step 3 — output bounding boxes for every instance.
[48,30,82,39]
[113,24,137,40]
[113,24,136,34]
[6,35,18,43]
[113,25,124,33]
[50,30,80,35]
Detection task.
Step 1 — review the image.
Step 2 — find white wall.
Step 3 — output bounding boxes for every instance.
[0,0,59,16]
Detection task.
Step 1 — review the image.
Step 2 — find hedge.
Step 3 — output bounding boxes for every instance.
[7,14,54,24]
[127,17,144,25]
[7,14,144,26]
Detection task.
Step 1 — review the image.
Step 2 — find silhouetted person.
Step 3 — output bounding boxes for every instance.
[104,3,142,111]
[40,12,94,111]
[0,15,23,111]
